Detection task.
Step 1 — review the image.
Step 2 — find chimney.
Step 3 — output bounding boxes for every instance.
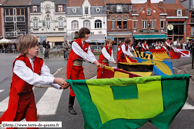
[159,1,163,7]
[176,0,181,4]
[147,0,151,4]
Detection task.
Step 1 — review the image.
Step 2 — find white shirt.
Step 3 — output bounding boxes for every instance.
[142,43,149,49]
[72,41,97,63]
[101,47,115,62]
[163,46,168,51]
[13,57,61,89]
[121,44,134,57]
[165,41,171,47]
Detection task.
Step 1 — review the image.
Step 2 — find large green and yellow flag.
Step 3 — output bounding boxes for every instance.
[67,74,190,129]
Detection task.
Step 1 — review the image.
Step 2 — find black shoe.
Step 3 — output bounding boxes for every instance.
[68,106,77,115]
[68,95,77,115]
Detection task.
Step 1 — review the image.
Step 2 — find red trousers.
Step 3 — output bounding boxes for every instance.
[97,62,109,79]
[0,90,38,129]
[69,66,85,96]
[118,57,127,63]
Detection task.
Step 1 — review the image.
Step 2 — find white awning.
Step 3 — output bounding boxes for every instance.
[86,34,105,43]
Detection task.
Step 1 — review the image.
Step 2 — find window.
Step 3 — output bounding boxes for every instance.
[5,9,13,16]
[133,21,137,29]
[83,20,90,28]
[85,7,88,15]
[58,18,64,28]
[111,20,116,30]
[72,8,77,13]
[117,20,122,29]
[58,5,63,12]
[96,7,100,12]
[46,17,50,28]
[177,9,182,16]
[142,21,147,29]
[161,21,164,29]
[33,18,38,29]
[129,5,132,11]
[151,20,155,29]
[17,9,25,16]
[46,5,50,13]
[147,8,151,15]
[117,5,122,12]
[32,6,37,13]
[123,20,127,29]
[72,20,78,29]
[95,20,102,28]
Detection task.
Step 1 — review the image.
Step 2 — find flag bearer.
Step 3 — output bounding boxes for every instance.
[97,39,117,79]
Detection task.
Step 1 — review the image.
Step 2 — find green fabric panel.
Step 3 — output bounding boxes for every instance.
[87,80,164,124]
[111,85,138,100]
[67,74,190,129]
[86,76,161,86]
[133,34,168,40]
[150,74,190,129]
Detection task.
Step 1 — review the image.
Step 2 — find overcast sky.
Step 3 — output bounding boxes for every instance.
[131,0,163,3]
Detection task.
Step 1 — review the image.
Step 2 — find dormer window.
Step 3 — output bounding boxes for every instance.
[117,5,122,12]
[85,7,88,15]
[32,6,37,13]
[45,5,50,13]
[177,9,182,16]
[58,5,63,12]
[96,7,100,13]
[147,8,151,15]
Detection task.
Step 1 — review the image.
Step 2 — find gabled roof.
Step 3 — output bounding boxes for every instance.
[68,0,105,7]
[106,0,131,4]
[30,0,67,5]
[163,3,186,16]
[3,0,31,6]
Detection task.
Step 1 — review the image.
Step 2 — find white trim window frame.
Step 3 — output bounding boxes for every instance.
[95,20,102,28]
[33,18,38,29]
[85,7,89,15]
[177,9,182,16]
[142,20,147,29]
[111,20,116,30]
[45,5,51,13]
[83,20,90,29]
[72,20,78,29]
[117,5,122,12]
[32,6,38,13]
[58,18,64,28]
[58,5,63,12]
[133,21,137,29]
[151,20,156,29]
[147,8,151,15]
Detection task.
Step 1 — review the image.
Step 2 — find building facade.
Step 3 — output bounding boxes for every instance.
[163,0,188,43]
[30,0,67,45]
[106,0,133,44]
[2,0,31,39]
[131,0,168,43]
[66,0,107,43]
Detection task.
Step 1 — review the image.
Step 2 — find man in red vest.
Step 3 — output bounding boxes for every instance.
[66,28,103,115]
[97,39,116,78]
[117,38,134,62]
[142,40,149,52]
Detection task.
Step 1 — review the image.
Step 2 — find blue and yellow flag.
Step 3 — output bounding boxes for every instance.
[136,58,174,75]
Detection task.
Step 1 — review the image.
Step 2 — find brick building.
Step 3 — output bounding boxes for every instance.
[163,0,189,43]
[2,0,31,39]
[106,0,133,43]
[132,0,168,44]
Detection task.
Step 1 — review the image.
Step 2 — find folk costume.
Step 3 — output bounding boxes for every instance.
[142,42,149,52]
[97,45,115,79]
[66,38,97,115]
[0,55,61,129]
[117,43,134,63]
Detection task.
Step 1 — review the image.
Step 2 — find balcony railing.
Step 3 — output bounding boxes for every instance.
[5,31,26,38]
